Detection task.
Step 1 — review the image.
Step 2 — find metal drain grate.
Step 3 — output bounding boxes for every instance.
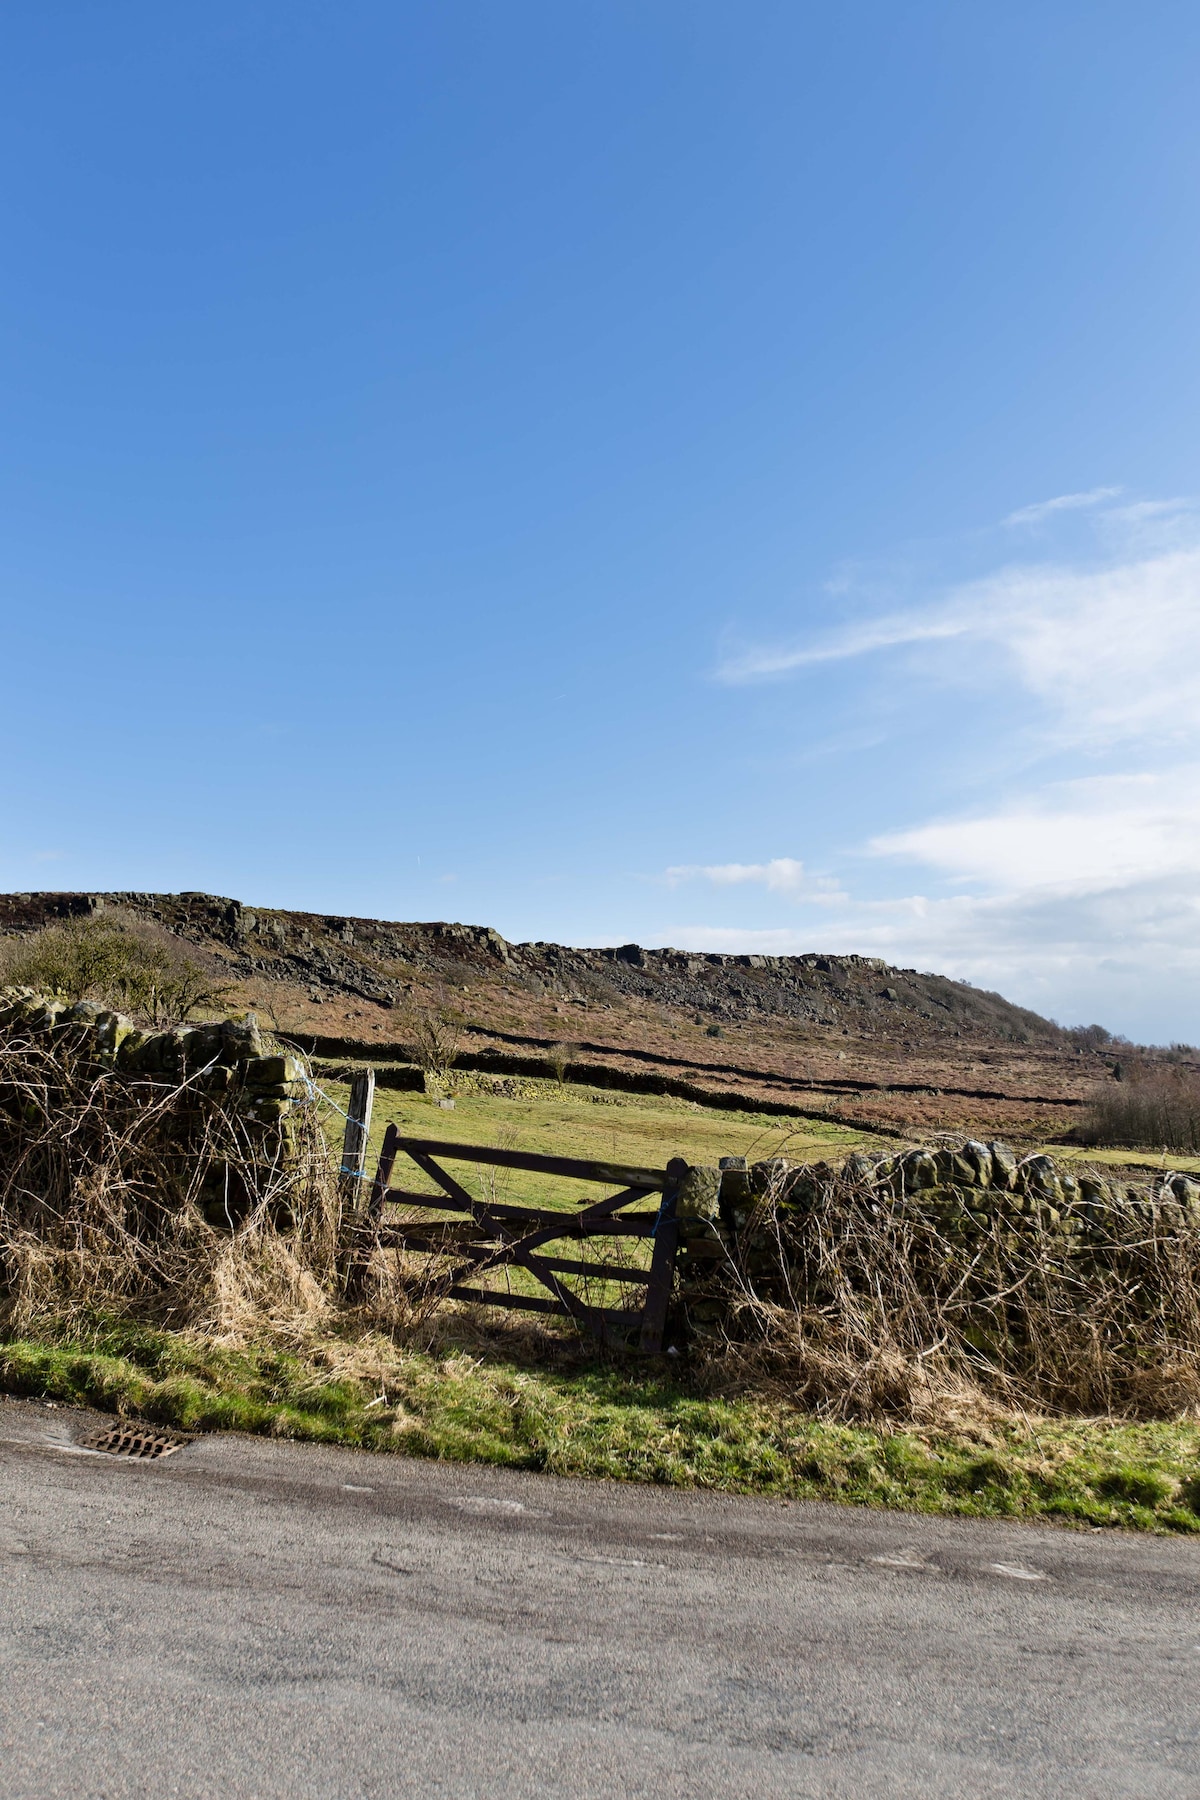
[81,1423,189,1460]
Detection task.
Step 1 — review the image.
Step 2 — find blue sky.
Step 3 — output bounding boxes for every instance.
[3,3,1200,1041]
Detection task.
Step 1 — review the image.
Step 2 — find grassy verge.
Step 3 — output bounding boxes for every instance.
[5,1323,1200,1534]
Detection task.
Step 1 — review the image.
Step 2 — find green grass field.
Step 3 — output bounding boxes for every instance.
[311,1068,881,1209]
[308,1064,1200,1198]
[1045,1143,1200,1176]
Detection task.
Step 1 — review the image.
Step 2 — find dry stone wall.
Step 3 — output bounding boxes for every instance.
[674,1140,1200,1331]
[0,987,309,1145]
[0,979,314,1231]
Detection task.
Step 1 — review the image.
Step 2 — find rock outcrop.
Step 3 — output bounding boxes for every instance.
[0,891,1064,1045]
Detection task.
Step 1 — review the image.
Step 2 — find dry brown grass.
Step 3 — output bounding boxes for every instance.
[0,1016,594,1368]
[8,1008,1200,1438]
[0,1024,340,1344]
[690,1164,1200,1423]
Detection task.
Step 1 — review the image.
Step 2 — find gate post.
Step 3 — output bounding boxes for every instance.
[638,1156,685,1354]
[344,1114,397,1301]
[339,1067,376,1213]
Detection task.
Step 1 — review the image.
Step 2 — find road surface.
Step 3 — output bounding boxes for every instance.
[1,1393,1199,1798]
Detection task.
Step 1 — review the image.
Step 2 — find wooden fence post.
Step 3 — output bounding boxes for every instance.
[339,1068,375,1214]
[638,1156,684,1355]
[344,1116,395,1301]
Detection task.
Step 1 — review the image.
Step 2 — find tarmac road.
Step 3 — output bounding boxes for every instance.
[2,1394,1199,1799]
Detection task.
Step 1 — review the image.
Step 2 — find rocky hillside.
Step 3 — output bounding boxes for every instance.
[0,890,1057,1040]
[0,891,1110,1141]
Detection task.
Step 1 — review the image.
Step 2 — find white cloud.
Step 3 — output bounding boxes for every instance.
[942,548,1200,749]
[1003,486,1120,527]
[656,873,1200,1039]
[664,858,844,900]
[692,495,1200,1037]
[719,502,1200,752]
[870,767,1200,889]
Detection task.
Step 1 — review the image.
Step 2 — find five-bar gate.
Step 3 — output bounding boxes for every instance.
[348,1127,682,1353]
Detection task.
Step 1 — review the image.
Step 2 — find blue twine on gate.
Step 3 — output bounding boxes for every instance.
[305,1079,373,1179]
[648,1174,680,1238]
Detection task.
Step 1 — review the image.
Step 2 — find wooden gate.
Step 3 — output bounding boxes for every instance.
[348,1127,682,1353]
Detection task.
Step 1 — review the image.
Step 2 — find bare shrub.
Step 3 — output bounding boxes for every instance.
[0,914,232,1029]
[545,1042,577,1085]
[690,1164,1200,1422]
[1079,1068,1200,1154]
[406,1009,460,1092]
[1064,1022,1114,1049]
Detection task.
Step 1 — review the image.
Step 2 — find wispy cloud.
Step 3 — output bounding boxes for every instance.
[717,615,969,683]
[690,494,1200,1037]
[664,857,843,900]
[1003,486,1120,527]
[718,499,1200,751]
[940,549,1200,748]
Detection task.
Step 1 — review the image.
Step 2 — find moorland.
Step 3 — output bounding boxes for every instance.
[4,889,1200,1533]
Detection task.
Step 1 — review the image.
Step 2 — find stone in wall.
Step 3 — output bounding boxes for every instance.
[672,1139,1200,1332]
[0,986,310,1164]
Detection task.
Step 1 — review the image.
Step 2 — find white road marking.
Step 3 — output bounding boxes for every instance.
[452,1495,547,1516]
[0,1433,128,1459]
[574,1554,665,1569]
